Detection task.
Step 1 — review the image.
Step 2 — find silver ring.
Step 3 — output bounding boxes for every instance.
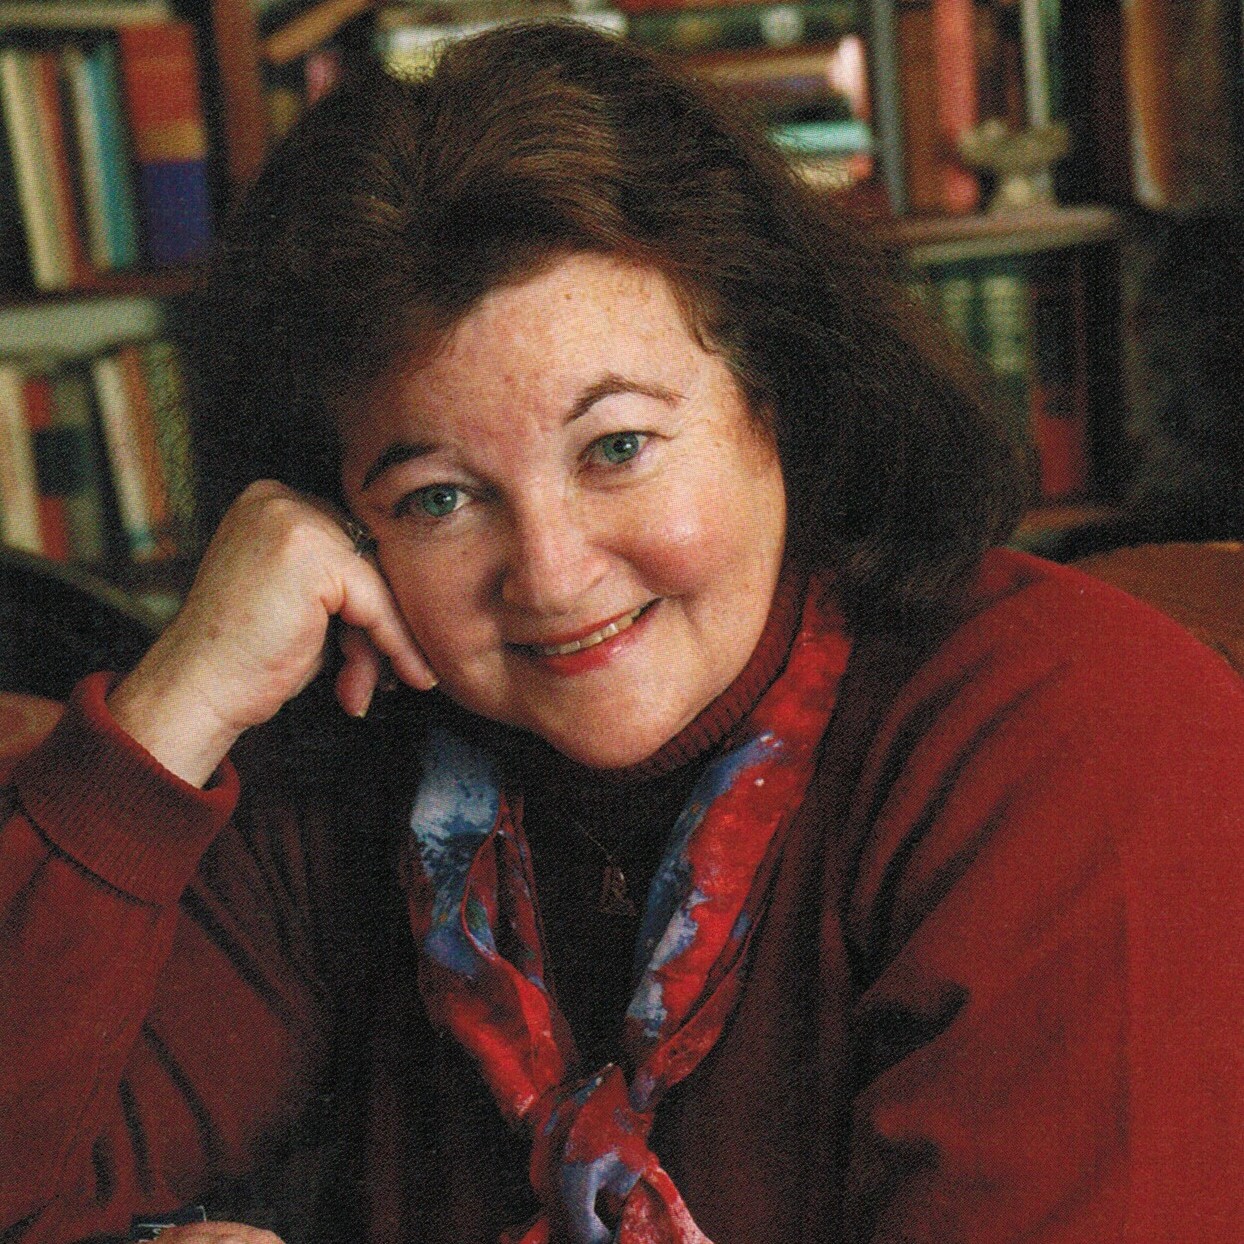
[343,518,377,557]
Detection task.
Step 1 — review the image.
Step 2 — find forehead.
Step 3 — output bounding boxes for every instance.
[356,255,712,428]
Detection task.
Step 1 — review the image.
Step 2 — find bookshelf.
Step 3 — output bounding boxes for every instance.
[0,1,231,609]
[0,1,1160,605]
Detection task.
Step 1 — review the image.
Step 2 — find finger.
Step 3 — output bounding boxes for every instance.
[336,624,384,717]
[157,1225,284,1244]
[336,562,439,692]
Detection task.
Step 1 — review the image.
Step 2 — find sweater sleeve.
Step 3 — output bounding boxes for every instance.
[838,564,1244,1243]
[0,674,338,1242]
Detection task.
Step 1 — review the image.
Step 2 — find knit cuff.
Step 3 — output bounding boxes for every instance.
[12,672,240,906]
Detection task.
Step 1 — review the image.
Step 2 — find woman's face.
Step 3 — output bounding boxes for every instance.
[340,252,787,768]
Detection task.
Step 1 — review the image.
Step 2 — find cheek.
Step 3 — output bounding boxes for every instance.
[379,547,488,662]
[650,447,785,562]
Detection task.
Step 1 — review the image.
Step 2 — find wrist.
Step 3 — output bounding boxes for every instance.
[107,641,246,788]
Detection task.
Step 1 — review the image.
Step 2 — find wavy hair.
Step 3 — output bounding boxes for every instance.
[192,20,1030,632]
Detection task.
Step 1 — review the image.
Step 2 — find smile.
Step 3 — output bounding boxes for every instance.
[526,603,653,657]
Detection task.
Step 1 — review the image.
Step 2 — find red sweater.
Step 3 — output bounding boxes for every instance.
[2,550,1242,1243]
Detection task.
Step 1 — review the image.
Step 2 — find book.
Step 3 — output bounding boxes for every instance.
[0,359,41,552]
[0,55,30,290]
[628,2,859,53]
[895,0,977,215]
[863,0,904,211]
[21,368,72,560]
[0,47,74,289]
[686,35,875,191]
[1121,0,1243,212]
[376,8,627,75]
[49,362,110,562]
[930,0,978,213]
[62,39,140,273]
[116,20,213,266]
[115,341,173,556]
[32,47,90,282]
[139,338,194,553]
[91,348,156,559]
[976,259,1033,445]
[893,2,937,213]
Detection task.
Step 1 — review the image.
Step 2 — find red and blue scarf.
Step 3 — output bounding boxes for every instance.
[405,585,852,1243]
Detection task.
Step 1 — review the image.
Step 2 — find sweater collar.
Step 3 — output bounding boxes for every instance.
[511,564,808,794]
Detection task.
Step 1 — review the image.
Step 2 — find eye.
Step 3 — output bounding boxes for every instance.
[590,432,646,466]
[399,484,466,519]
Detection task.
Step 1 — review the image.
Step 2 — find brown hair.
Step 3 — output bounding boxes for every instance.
[193,20,1030,632]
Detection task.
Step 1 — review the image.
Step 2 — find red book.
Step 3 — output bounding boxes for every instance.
[898,0,980,215]
[116,343,173,557]
[931,0,979,213]
[116,20,213,265]
[21,371,72,561]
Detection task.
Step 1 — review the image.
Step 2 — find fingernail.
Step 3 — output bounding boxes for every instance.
[353,688,375,718]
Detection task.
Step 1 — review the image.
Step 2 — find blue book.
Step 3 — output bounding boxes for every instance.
[64,40,140,271]
[136,160,211,265]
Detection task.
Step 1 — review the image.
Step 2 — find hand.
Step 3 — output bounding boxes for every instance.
[108,480,437,786]
[155,1224,283,1244]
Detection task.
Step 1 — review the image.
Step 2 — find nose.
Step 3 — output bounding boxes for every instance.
[498,494,607,616]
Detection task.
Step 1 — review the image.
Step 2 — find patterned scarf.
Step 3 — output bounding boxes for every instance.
[405,585,852,1243]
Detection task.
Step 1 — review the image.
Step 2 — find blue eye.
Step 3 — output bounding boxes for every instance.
[413,484,463,518]
[594,432,644,465]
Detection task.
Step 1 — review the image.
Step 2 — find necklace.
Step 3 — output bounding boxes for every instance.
[567,817,639,918]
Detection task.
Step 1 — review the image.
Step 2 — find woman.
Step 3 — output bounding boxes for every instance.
[2,21,1241,1244]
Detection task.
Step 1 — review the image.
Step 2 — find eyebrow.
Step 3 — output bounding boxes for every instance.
[360,374,682,491]
[361,439,436,491]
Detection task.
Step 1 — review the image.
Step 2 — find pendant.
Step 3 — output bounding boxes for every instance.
[599,864,638,917]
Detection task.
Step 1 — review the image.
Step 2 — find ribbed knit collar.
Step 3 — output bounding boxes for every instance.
[512,566,808,799]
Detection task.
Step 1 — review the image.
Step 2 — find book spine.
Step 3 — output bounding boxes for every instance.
[1120,0,1176,209]
[864,0,906,212]
[895,3,939,213]
[116,20,213,266]
[65,40,140,272]
[0,48,31,290]
[0,361,42,553]
[976,259,1034,447]
[629,2,860,53]
[931,0,979,213]
[91,350,156,559]
[932,267,983,357]
[0,48,73,290]
[50,363,109,562]
[115,341,173,557]
[21,369,72,560]
[61,44,111,272]
[31,49,90,284]
[139,338,194,553]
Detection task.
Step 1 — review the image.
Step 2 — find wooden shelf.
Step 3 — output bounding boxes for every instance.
[0,266,205,310]
[1011,502,1131,560]
[1017,501,1124,537]
[882,204,1121,266]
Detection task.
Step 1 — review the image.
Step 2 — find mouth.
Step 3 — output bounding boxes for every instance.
[519,601,657,658]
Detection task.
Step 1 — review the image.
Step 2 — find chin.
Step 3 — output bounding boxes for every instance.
[526,714,682,771]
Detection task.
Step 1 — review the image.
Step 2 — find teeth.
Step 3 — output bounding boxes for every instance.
[533,605,646,657]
